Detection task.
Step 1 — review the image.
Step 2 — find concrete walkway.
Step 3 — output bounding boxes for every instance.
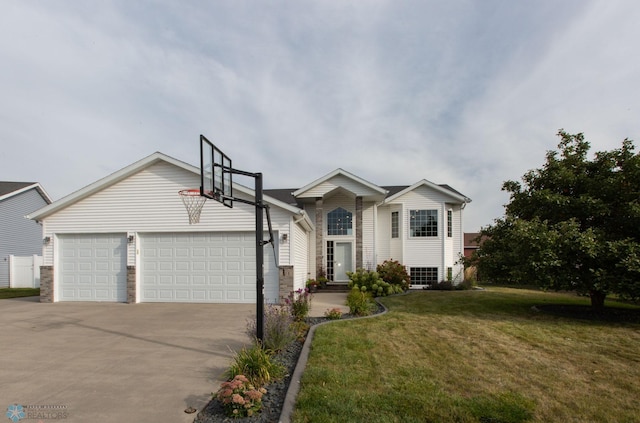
[308,291,349,317]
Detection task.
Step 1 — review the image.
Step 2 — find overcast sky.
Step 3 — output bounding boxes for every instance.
[2,1,639,231]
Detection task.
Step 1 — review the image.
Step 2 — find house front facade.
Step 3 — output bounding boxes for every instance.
[28,153,470,303]
[267,169,471,287]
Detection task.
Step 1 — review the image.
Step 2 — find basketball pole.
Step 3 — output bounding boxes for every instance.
[255,173,265,343]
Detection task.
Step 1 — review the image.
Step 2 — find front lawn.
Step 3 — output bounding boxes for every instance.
[0,288,40,299]
[293,288,640,423]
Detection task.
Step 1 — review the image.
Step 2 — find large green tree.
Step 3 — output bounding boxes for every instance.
[474,130,640,308]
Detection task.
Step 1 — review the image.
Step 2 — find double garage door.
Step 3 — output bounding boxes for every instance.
[58,232,277,303]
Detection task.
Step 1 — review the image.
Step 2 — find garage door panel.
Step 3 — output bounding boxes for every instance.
[58,234,127,302]
[140,232,278,303]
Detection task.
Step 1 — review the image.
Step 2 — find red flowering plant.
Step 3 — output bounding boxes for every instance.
[216,374,267,418]
[285,288,312,321]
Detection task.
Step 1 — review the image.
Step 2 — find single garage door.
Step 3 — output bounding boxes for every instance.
[140,232,278,303]
[58,234,127,302]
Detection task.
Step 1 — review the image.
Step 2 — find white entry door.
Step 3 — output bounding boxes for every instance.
[334,242,353,282]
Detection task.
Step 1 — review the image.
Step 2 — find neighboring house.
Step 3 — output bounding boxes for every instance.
[0,182,52,288]
[464,232,482,259]
[28,152,471,303]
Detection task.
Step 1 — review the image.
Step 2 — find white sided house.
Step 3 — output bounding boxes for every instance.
[28,153,470,304]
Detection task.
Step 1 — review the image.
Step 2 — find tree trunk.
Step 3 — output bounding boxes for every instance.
[589,290,606,310]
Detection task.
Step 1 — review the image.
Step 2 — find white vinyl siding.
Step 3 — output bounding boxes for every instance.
[297,174,384,199]
[293,220,309,291]
[384,186,460,277]
[362,201,376,270]
[41,161,293,267]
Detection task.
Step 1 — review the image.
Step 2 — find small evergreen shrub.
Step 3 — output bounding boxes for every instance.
[346,287,376,316]
[246,305,297,352]
[216,374,267,418]
[285,288,313,321]
[376,259,410,291]
[225,344,285,387]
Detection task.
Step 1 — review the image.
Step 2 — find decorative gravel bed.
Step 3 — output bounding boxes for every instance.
[193,305,385,423]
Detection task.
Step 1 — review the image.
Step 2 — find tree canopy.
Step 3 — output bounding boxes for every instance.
[472,130,640,308]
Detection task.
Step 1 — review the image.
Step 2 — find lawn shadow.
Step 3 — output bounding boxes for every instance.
[535,303,640,324]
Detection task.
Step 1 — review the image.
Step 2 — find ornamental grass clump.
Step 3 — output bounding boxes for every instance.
[285,288,313,321]
[246,304,297,352]
[225,343,285,387]
[346,287,376,316]
[216,374,267,418]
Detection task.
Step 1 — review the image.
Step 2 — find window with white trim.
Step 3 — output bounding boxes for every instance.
[410,267,438,286]
[391,211,399,238]
[447,209,452,238]
[327,207,352,236]
[409,209,437,237]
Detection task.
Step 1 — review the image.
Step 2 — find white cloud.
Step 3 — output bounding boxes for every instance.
[1,0,638,231]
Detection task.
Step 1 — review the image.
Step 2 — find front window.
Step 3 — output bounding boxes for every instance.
[410,209,437,237]
[410,267,438,286]
[447,210,452,238]
[391,211,399,238]
[327,207,353,236]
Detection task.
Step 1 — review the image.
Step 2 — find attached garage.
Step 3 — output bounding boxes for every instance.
[58,234,127,302]
[28,153,313,303]
[140,232,279,303]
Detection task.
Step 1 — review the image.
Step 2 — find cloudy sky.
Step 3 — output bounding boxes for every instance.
[2,1,638,231]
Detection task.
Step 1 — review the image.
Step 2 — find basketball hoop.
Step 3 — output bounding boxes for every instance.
[178,189,207,224]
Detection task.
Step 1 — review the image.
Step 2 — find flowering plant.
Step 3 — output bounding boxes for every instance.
[216,374,267,418]
[285,288,312,321]
[324,307,343,320]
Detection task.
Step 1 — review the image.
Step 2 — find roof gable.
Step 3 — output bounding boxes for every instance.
[27,152,305,221]
[292,168,388,201]
[0,181,52,204]
[383,179,471,204]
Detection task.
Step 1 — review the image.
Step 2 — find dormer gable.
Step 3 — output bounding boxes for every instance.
[293,168,388,202]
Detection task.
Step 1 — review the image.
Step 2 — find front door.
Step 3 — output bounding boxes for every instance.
[334,242,353,282]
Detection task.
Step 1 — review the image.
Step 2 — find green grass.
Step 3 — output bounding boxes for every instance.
[293,288,640,423]
[0,288,40,299]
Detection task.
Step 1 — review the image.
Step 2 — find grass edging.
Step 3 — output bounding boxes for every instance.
[278,297,389,423]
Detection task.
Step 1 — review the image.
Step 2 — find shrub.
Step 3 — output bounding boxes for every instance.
[376,259,410,291]
[285,288,313,321]
[225,344,285,387]
[346,287,376,316]
[347,268,403,297]
[216,374,267,418]
[426,280,454,291]
[323,308,343,320]
[246,305,297,352]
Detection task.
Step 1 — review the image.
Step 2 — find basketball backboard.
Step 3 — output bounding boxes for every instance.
[200,134,233,208]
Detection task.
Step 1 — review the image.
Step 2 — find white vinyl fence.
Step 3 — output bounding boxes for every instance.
[9,255,42,288]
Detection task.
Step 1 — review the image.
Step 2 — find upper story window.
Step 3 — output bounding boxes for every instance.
[447,209,453,238]
[391,211,399,238]
[410,209,437,237]
[327,207,352,236]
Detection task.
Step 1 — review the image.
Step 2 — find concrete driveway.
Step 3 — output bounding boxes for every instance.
[0,297,255,423]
